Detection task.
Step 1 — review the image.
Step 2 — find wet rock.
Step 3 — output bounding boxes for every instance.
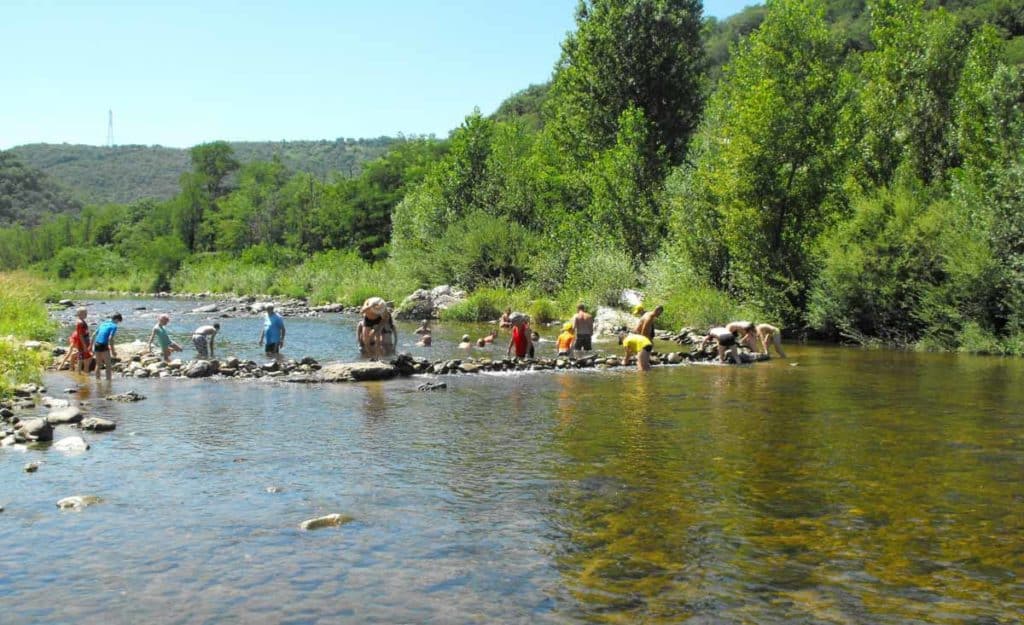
[47,406,83,425]
[106,390,146,403]
[318,362,398,382]
[16,418,53,442]
[58,298,74,307]
[53,436,90,453]
[1,435,15,447]
[42,396,72,409]
[260,361,279,372]
[24,462,40,473]
[0,407,13,420]
[185,360,213,378]
[56,495,102,510]
[13,383,39,398]
[457,362,482,374]
[265,486,284,494]
[417,381,447,392]
[81,417,116,432]
[299,513,354,530]
[192,304,219,313]
[300,356,319,366]
[666,352,684,364]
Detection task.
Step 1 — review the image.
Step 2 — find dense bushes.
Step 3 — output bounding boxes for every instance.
[0,272,55,397]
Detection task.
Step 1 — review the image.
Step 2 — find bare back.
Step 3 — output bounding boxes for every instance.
[573,311,594,335]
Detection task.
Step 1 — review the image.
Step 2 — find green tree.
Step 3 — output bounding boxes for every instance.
[548,0,706,175]
[189,141,241,199]
[667,0,851,322]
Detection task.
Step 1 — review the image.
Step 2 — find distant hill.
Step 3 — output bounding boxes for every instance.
[8,138,398,206]
[0,152,81,226]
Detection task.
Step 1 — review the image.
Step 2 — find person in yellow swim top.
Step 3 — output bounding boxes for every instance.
[618,332,652,371]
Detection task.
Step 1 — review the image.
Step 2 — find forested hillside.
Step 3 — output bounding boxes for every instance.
[8,138,397,206]
[3,0,1023,356]
[0,152,81,226]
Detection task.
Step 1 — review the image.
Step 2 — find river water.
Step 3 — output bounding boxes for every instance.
[1,299,1021,624]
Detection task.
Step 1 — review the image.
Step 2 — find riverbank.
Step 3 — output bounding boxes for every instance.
[0,273,57,399]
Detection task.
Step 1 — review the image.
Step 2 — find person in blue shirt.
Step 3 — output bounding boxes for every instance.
[258,305,286,362]
[91,312,122,381]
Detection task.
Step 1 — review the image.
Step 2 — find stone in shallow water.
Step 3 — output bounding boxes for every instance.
[105,391,146,402]
[265,486,284,494]
[56,495,102,510]
[299,513,354,531]
[47,406,83,425]
[53,436,90,453]
[16,418,52,442]
[318,362,397,382]
[81,417,116,432]
[24,462,40,473]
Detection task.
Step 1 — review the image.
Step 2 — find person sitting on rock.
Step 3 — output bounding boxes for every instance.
[704,326,741,364]
[557,322,575,357]
[756,323,787,357]
[458,334,473,349]
[192,323,220,359]
[725,321,758,352]
[618,332,652,371]
[148,314,183,362]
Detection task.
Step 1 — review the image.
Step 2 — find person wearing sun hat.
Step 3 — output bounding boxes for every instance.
[556,322,575,357]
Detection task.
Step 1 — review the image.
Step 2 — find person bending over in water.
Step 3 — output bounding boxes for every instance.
[91,313,122,381]
[571,304,594,351]
[148,314,183,362]
[618,332,652,371]
[704,326,741,364]
[725,321,758,352]
[756,323,787,357]
[192,322,220,359]
[635,305,663,340]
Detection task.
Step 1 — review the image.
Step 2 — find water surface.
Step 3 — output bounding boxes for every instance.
[0,299,1020,624]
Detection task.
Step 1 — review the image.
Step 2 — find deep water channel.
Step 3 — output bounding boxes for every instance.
[1,298,1021,624]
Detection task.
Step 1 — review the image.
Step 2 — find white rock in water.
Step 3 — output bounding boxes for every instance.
[299,513,353,530]
[46,406,83,425]
[53,436,90,453]
[56,495,102,510]
[42,396,72,409]
[192,304,219,313]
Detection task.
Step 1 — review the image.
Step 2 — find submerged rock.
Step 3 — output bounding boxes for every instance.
[417,381,447,392]
[299,513,354,531]
[56,495,102,510]
[24,462,40,473]
[53,436,90,453]
[105,391,146,402]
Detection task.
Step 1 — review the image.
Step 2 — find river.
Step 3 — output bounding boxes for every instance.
[1,298,1021,624]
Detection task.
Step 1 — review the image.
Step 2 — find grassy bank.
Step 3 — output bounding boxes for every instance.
[0,272,57,397]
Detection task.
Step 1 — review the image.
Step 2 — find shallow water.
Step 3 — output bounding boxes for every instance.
[1,299,1021,624]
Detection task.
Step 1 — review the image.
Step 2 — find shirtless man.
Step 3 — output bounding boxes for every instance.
[192,323,220,359]
[756,323,787,357]
[571,304,594,351]
[635,305,663,340]
[726,321,758,351]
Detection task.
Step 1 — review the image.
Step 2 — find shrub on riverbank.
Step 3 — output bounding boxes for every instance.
[0,272,56,397]
[173,249,417,306]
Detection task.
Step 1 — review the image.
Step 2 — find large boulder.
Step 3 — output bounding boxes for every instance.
[16,418,53,442]
[184,360,214,378]
[81,417,116,432]
[395,285,466,319]
[318,362,398,382]
[53,436,90,453]
[594,306,641,337]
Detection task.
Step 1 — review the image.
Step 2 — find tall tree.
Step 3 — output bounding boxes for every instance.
[547,0,705,175]
[189,141,240,199]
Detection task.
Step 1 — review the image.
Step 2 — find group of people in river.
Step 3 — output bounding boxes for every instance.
[62,298,787,380]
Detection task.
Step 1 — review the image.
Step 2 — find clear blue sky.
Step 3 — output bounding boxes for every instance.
[1,1,755,149]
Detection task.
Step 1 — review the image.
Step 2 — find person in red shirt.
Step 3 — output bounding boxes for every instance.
[506,313,532,359]
[69,307,93,373]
